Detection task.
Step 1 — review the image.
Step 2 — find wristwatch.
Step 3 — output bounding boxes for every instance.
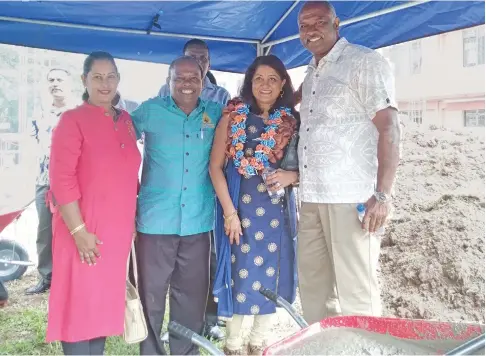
[374,191,391,204]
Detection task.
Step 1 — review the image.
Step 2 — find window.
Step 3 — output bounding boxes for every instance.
[400,110,423,125]
[410,40,422,75]
[463,28,485,67]
[464,109,485,127]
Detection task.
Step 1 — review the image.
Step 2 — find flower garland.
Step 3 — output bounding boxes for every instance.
[229,103,292,177]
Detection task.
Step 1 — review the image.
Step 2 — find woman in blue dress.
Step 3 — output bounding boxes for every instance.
[209,55,299,355]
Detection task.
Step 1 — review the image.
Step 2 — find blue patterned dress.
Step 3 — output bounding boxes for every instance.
[231,112,297,315]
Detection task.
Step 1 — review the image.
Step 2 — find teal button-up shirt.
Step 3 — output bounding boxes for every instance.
[131,96,223,236]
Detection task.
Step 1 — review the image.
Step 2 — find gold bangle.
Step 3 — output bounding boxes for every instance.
[223,211,237,223]
[70,223,86,236]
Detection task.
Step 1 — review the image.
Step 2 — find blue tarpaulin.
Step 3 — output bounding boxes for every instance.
[0,1,484,72]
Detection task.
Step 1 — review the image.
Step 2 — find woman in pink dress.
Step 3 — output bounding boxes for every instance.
[46,51,141,355]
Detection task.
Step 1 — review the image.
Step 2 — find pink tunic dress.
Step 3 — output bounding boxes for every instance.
[46,103,141,342]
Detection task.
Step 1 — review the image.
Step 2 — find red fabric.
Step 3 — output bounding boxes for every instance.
[0,210,22,233]
[46,103,141,342]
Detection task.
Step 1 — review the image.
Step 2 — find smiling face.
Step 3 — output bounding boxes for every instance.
[298,2,340,62]
[252,64,286,109]
[169,59,203,109]
[47,70,70,100]
[82,59,119,106]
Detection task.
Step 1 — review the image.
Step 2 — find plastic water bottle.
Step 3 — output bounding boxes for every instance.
[357,203,385,235]
[262,167,285,199]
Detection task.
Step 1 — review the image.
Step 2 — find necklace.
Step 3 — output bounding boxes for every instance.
[229,103,292,177]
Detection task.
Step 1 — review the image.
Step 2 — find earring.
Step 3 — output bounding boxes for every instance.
[280,90,284,98]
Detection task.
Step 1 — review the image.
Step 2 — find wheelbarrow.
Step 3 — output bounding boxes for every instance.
[0,203,35,282]
[168,287,485,355]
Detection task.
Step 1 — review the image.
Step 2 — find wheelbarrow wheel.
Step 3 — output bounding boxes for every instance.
[0,239,29,282]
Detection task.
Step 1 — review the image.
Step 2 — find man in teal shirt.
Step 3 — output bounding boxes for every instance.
[131,56,223,355]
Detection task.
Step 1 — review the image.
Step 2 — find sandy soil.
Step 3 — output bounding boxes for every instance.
[380,122,485,323]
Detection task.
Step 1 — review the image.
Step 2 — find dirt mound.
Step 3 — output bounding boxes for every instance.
[380,123,485,323]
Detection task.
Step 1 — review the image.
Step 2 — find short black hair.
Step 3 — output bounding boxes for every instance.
[300,1,337,19]
[183,39,209,54]
[168,56,204,78]
[46,68,70,80]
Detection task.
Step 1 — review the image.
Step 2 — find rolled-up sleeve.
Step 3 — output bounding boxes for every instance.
[358,51,398,119]
[49,112,82,205]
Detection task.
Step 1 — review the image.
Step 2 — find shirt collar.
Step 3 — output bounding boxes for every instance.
[308,37,349,70]
[203,76,216,91]
[49,100,76,115]
[167,95,206,114]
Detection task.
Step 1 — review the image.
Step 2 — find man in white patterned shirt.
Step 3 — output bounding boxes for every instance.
[296,1,401,322]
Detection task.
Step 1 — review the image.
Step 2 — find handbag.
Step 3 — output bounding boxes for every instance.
[123,242,148,344]
[280,132,299,171]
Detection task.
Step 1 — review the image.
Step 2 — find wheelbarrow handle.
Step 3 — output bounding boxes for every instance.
[167,321,224,356]
[259,287,308,329]
[445,333,485,356]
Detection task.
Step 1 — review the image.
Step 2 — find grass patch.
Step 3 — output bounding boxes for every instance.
[0,308,139,355]
[0,307,224,355]
[1,275,226,355]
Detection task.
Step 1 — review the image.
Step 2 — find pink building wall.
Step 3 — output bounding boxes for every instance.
[381,25,485,130]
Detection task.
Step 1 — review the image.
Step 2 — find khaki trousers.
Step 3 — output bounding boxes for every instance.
[297,202,382,324]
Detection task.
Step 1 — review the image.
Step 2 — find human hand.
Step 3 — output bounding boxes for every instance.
[224,212,243,245]
[222,103,236,117]
[73,230,102,265]
[362,195,392,233]
[265,169,298,191]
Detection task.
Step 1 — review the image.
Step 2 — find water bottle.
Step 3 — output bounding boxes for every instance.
[262,167,285,199]
[357,203,385,235]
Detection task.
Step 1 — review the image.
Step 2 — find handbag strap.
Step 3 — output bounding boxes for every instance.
[127,241,139,288]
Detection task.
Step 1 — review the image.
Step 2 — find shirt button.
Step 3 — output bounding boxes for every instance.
[312,91,316,95]
[120,143,125,148]
[186,135,189,138]
[185,169,189,173]
[304,146,307,150]
[181,204,185,207]
[104,112,110,116]
[310,109,313,113]
[306,128,310,132]
[183,187,187,191]
[304,165,307,168]
[186,152,189,156]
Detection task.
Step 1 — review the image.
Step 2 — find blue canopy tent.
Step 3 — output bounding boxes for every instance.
[0,1,484,73]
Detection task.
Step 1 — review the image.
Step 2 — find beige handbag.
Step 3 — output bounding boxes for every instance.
[123,242,148,344]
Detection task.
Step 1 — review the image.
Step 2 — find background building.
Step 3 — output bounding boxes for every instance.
[381,25,485,131]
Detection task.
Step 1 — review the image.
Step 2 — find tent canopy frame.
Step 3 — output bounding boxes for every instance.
[0,0,430,55]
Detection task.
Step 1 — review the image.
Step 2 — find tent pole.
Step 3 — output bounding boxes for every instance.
[0,16,259,44]
[257,43,264,57]
[261,0,301,44]
[261,0,431,48]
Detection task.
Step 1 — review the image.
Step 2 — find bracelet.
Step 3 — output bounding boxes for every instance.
[223,211,237,223]
[70,223,86,236]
